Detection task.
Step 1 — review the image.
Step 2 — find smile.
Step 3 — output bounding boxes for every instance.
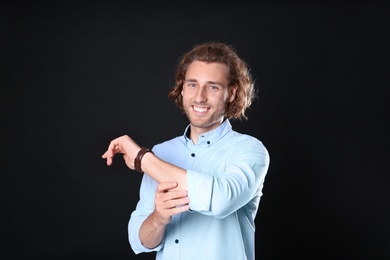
[193,106,209,113]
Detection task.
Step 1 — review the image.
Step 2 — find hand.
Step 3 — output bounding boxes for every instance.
[101,135,140,170]
[152,181,190,226]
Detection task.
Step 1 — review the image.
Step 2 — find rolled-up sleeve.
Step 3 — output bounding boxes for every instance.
[187,139,269,219]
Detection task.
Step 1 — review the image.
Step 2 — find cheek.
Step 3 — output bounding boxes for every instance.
[212,97,227,109]
[181,92,190,106]
[181,88,194,101]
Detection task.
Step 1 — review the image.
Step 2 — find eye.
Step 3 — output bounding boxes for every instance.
[207,85,220,92]
[186,83,197,89]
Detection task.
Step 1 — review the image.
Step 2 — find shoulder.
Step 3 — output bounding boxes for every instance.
[225,131,269,161]
[228,130,266,148]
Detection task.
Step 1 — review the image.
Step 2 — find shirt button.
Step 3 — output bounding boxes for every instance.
[191,153,195,157]
[175,239,179,244]
[207,141,210,144]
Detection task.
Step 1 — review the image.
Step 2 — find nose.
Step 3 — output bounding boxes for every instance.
[194,86,207,102]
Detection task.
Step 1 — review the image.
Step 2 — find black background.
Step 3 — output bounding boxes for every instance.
[1,1,389,259]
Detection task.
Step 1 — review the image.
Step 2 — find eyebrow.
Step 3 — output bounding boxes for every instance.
[184,79,225,87]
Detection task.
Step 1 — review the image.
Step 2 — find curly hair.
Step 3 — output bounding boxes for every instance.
[168,42,256,120]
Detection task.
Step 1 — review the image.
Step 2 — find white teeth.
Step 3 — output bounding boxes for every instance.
[194,106,208,112]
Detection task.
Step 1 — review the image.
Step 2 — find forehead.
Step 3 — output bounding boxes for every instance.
[185,61,230,84]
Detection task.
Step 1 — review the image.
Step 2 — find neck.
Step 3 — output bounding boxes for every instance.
[189,127,203,145]
[189,120,224,144]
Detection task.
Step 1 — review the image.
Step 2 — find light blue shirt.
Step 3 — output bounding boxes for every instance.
[128,120,270,260]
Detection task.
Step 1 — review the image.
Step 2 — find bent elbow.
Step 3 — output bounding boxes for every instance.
[210,205,235,219]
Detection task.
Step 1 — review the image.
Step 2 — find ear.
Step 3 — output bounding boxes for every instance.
[228,84,238,103]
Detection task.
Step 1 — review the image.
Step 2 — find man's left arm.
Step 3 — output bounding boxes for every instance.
[186,141,270,218]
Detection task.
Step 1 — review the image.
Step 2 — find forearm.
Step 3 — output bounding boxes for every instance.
[139,212,166,249]
[141,152,188,190]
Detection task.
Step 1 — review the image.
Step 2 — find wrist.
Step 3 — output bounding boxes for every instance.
[134,147,154,173]
[151,211,168,227]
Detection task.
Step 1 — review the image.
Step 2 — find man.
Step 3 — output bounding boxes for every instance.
[102,42,270,260]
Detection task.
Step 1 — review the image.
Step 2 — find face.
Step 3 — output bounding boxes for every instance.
[181,61,237,134]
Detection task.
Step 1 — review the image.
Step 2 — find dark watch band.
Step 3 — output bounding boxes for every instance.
[134,147,154,173]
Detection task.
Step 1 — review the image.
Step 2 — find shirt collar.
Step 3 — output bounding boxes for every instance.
[183,119,232,146]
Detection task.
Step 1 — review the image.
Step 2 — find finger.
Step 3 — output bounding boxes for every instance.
[164,189,188,199]
[169,204,190,215]
[106,157,113,166]
[156,199,189,217]
[104,155,113,166]
[159,192,189,211]
[165,196,190,208]
[157,181,178,192]
[107,140,118,154]
[104,140,121,162]
[101,150,113,166]
[102,150,111,158]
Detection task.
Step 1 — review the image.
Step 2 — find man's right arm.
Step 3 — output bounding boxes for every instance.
[139,181,190,249]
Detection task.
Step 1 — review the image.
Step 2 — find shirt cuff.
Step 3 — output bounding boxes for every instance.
[187,170,213,212]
